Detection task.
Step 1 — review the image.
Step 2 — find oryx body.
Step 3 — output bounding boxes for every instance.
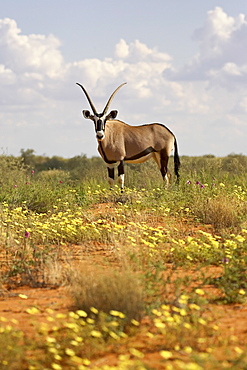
[77,82,180,190]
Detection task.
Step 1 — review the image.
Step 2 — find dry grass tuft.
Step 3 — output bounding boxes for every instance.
[68,264,144,321]
[43,259,67,286]
[195,195,241,230]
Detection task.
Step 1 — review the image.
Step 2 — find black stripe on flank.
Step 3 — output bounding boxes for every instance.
[125,147,156,161]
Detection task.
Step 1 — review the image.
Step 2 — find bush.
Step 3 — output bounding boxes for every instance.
[194,195,241,230]
[68,265,145,322]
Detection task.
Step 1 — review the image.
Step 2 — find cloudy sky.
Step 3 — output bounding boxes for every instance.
[1,1,247,158]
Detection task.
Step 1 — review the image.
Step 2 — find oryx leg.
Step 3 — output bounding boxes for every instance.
[107,164,115,188]
[117,160,125,192]
[153,151,170,188]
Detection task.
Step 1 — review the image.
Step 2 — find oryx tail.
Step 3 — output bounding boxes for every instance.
[174,138,180,183]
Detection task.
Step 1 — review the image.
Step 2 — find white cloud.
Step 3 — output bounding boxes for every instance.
[0,18,64,80]
[0,64,16,91]
[194,6,236,47]
[115,38,129,59]
[235,96,247,114]
[72,39,175,108]
[0,18,196,114]
[115,39,172,64]
[167,7,247,85]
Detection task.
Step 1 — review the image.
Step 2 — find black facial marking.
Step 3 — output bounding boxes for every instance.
[96,119,104,131]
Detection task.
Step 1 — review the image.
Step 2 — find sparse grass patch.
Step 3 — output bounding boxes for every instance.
[194,194,243,231]
[68,264,145,323]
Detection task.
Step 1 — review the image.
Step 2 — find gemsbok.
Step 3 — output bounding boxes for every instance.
[76,82,180,191]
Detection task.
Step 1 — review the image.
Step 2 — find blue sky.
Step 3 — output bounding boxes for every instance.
[1,1,247,158]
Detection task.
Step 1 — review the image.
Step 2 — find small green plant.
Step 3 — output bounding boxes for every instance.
[208,259,247,304]
[0,318,27,369]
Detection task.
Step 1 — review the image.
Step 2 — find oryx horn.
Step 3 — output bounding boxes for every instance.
[76,83,97,115]
[102,82,127,115]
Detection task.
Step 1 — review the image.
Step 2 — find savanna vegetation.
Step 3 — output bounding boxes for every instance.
[0,150,246,369]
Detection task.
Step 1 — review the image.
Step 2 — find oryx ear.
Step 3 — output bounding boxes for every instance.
[82,110,93,120]
[106,110,118,120]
